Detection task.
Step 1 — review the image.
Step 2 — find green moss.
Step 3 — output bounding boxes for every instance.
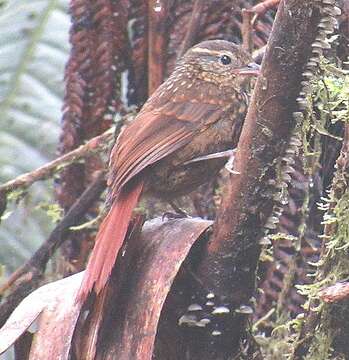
[293,61,349,359]
[254,57,349,360]
[35,202,63,223]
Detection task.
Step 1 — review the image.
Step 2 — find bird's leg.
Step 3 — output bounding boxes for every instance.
[182,149,236,165]
[162,200,190,220]
[224,150,240,175]
[169,200,189,217]
[183,149,239,174]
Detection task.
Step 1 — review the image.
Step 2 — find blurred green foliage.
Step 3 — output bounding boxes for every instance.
[0,0,70,273]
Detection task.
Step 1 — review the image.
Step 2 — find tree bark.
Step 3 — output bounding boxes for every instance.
[156,1,323,358]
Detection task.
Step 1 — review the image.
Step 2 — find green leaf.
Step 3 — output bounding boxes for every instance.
[0,0,70,272]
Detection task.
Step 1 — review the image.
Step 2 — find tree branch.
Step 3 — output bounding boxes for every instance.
[0,128,113,196]
[0,172,106,327]
[247,0,281,25]
[180,1,323,357]
[178,0,206,58]
[0,111,130,221]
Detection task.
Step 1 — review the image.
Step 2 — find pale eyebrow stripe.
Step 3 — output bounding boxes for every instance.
[190,48,235,58]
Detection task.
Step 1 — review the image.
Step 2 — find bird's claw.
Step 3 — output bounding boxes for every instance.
[224,152,240,174]
[162,201,191,221]
[162,211,190,221]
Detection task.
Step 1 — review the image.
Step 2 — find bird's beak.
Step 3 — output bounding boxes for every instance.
[234,62,261,76]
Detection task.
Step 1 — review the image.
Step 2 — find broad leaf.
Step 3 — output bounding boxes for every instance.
[0,0,70,271]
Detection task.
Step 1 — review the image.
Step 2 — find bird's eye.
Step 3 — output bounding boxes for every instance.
[220,54,232,65]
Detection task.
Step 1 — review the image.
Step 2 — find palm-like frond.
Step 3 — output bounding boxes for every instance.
[0,0,70,271]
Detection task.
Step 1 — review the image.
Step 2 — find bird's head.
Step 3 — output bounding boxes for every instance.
[181,40,260,89]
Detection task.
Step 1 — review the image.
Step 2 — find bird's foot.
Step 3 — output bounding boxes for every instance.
[162,211,188,221]
[224,152,240,175]
[162,201,190,221]
[224,149,240,175]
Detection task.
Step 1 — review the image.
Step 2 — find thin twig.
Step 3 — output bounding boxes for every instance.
[0,172,106,295]
[178,0,206,58]
[241,9,254,53]
[249,0,280,15]
[0,128,113,196]
[0,112,130,221]
[247,0,281,25]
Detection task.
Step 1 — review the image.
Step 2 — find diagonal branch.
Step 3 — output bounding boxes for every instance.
[0,128,113,196]
[0,172,106,326]
[0,111,131,221]
[247,0,281,25]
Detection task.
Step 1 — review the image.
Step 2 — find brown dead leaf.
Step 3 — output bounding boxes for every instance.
[1,218,212,360]
[0,272,84,359]
[95,217,213,360]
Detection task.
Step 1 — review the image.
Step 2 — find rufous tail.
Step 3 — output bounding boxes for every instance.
[76,180,144,303]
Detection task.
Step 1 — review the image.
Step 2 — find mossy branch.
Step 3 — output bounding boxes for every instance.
[0,111,134,220]
[293,123,349,358]
[0,127,114,196]
[0,172,106,327]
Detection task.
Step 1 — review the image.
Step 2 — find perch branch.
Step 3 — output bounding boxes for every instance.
[199,0,321,300]
[190,1,322,357]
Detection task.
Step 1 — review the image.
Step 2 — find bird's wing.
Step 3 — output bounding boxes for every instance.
[108,98,224,196]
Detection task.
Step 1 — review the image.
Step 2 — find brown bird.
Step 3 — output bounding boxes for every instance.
[76,40,259,302]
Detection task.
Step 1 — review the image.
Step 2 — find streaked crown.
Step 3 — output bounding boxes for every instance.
[180,40,257,88]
